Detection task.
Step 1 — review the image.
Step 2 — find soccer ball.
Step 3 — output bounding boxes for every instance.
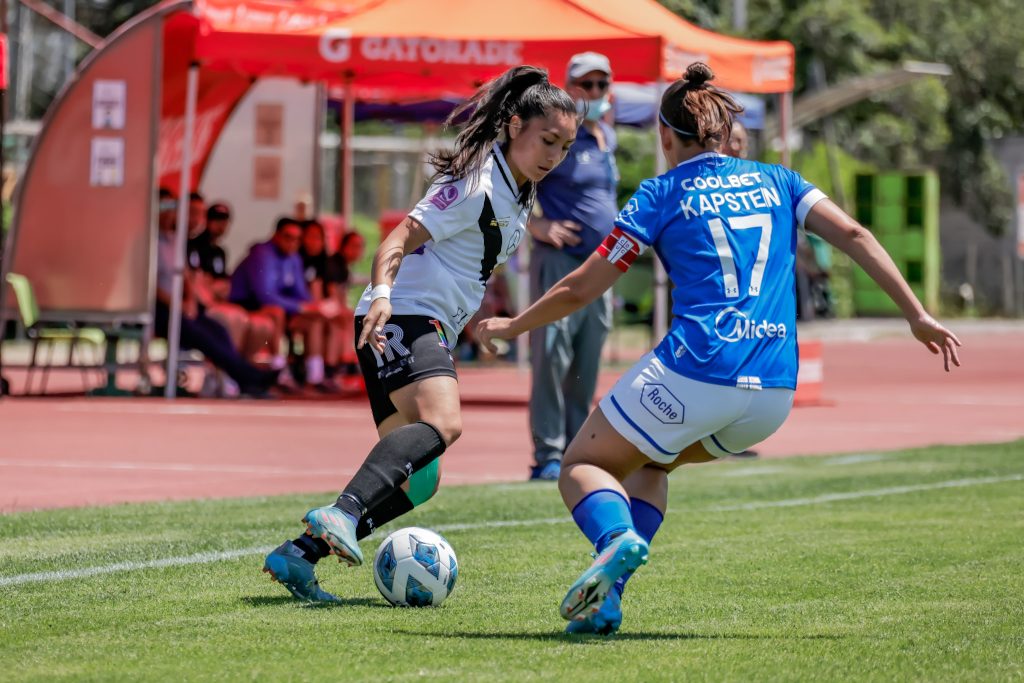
[372,527,458,607]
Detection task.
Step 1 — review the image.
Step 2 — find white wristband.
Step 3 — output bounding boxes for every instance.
[370,284,392,302]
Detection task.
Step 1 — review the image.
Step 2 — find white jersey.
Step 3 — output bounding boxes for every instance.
[356,143,530,339]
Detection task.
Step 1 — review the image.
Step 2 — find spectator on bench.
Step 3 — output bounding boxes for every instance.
[229,217,338,390]
[188,201,276,362]
[300,219,357,390]
[154,188,278,396]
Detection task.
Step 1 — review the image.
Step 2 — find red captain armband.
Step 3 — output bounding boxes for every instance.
[596,227,643,272]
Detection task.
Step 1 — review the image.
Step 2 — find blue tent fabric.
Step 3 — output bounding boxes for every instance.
[341,85,765,129]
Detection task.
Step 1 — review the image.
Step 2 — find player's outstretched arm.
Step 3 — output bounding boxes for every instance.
[805,199,962,371]
[477,252,623,353]
[357,217,433,353]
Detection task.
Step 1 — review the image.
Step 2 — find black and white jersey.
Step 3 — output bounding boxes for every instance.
[356,143,529,339]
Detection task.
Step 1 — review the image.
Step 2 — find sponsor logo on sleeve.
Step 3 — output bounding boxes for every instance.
[428,184,459,211]
[505,229,523,255]
[619,197,639,219]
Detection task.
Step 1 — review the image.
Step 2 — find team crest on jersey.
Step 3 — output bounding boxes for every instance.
[429,184,459,210]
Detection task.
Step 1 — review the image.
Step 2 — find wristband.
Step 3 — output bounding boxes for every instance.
[370,284,392,301]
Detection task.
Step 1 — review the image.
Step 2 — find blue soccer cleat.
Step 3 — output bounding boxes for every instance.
[263,540,340,603]
[303,506,364,566]
[536,460,561,481]
[564,588,622,635]
[560,530,648,621]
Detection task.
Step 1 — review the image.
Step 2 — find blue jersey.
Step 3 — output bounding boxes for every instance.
[614,152,826,390]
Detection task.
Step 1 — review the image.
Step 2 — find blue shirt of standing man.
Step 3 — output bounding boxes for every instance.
[527,52,619,480]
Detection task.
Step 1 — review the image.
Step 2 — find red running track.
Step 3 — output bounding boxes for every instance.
[0,330,1020,512]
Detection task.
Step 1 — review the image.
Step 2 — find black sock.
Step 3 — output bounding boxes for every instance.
[356,488,415,539]
[291,534,332,564]
[333,421,446,519]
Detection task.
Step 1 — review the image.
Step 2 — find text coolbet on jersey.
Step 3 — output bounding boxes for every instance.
[614,152,826,390]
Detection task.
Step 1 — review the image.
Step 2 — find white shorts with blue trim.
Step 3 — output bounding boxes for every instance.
[599,351,795,464]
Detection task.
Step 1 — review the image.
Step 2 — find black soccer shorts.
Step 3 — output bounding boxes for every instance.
[355,315,458,425]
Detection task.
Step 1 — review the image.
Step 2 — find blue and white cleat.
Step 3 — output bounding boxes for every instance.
[564,589,622,635]
[303,506,364,566]
[263,540,340,603]
[560,530,648,621]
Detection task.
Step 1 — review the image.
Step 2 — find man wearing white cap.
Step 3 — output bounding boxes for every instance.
[526,51,619,480]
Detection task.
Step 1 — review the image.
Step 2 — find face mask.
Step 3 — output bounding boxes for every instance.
[577,94,612,122]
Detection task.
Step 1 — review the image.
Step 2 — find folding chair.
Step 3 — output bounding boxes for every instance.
[5,272,106,394]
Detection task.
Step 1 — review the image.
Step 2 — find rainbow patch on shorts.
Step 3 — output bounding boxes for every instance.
[428,320,450,350]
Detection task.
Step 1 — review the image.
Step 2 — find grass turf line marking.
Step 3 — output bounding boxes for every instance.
[708,474,1023,511]
[0,547,273,588]
[0,459,510,483]
[2,474,1021,588]
[0,517,570,588]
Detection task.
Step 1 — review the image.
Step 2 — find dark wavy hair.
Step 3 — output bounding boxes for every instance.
[660,63,744,149]
[430,65,577,207]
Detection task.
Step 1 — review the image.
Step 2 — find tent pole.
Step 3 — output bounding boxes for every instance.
[652,79,668,343]
[0,85,8,397]
[313,82,325,223]
[779,90,792,167]
[341,78,354,232]
[165,62,199,399]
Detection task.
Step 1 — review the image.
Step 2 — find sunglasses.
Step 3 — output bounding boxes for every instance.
[576,79,610,91]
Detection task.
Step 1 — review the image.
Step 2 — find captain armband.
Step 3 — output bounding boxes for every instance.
[596,227,645,272]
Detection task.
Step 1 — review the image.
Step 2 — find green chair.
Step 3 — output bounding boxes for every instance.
[5,272,107,395]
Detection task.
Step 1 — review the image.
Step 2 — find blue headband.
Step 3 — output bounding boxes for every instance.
[659,110,698,137]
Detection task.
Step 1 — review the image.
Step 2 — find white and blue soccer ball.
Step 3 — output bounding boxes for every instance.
[372,527,458,607]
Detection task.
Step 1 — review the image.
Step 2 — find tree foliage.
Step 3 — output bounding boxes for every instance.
[658,0,1024,235]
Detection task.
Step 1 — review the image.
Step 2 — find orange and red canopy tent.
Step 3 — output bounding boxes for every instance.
[186,0,792,94]
[159,0,793,188]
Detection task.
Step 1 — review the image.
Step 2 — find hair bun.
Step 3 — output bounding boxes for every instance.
[685,62,714,86]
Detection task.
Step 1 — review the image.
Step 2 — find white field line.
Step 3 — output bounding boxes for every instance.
[708,474,1023,511]
[0,517,568,588]
[0,459,511,483]
[54,403,354,418]
[821,454,888,466]
[2,473,1020,588]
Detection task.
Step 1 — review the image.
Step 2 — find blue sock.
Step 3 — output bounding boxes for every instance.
[571,489,634,553]
[614,497,664,596]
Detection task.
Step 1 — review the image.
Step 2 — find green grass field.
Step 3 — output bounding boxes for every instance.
[2,441,1022,682]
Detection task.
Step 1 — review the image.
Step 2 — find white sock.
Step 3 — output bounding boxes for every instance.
[271,355,287,370]
[306,355,325,385]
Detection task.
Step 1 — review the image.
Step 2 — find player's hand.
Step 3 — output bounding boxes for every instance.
[476,317,515,355]
[908,314,962,372]
[358,298,392,353]
[529,217,582,248]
